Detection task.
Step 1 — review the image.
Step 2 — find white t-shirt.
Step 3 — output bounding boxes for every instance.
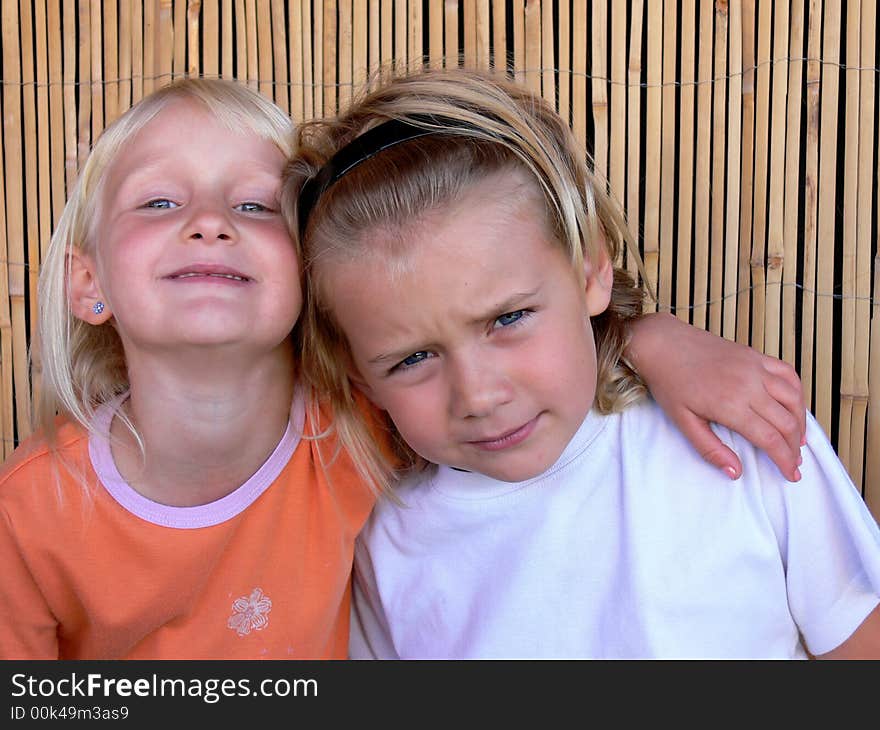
[350,399,880,658]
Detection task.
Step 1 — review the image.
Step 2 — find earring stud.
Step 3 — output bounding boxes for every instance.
[93,301,105,315]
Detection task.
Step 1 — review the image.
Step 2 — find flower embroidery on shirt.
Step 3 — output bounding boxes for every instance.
[227,587,272,636]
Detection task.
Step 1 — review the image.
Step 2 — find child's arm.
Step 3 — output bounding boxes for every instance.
[817,605,880,659]
[626,312,806,482]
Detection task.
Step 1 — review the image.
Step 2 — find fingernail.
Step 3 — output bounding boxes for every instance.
[801,435,807,447]
[724,466,738,480]
[797,454,803,466]
[791,468,801,482]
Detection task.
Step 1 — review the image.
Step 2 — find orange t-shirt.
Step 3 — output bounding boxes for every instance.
[0,393,376,659]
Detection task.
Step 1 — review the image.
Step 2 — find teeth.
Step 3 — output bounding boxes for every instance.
[175,272,245,281]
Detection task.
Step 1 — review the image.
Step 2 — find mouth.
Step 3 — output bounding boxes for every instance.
[466,415,540,451]
[164,265,252,283]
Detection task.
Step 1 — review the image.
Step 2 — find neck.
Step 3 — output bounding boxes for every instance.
[110,343,298,507]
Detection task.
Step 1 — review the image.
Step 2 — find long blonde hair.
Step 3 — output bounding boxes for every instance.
[36,78,296,452]
[283,68,647,492]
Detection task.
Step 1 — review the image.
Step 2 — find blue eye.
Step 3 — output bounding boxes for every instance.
[237,201,270,213]
[401,351,430,367]
[390,351,434,374]
[495,310,527,328]
[143,198,177,209]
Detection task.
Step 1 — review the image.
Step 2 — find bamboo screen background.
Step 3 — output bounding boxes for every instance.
[0,1,877,512]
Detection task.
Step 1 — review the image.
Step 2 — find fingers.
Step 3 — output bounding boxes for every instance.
[760,357,807,442]
[736,408,802,482]
[674,410,743,480]
[751,383,805,462]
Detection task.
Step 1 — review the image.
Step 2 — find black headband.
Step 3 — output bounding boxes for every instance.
[297,116,448,239]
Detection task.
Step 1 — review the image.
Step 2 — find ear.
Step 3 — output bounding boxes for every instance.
[583,232,614,317]
[67,248,113,325]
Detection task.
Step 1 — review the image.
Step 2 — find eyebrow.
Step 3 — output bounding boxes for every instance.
[366,287,541,366]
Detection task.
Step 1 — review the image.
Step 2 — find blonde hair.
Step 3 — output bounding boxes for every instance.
[36,78,296,452]
[283,68,648,490]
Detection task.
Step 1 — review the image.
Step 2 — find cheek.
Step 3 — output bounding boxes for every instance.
[380,386,445,452]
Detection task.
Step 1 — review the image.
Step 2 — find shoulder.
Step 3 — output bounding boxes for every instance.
[0,419,87,491]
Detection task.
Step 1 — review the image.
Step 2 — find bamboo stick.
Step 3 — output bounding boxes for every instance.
[676,0,695,323]
[90,0,104,138]
[222,0,233,78]
[323,0,337,114]
[692,0,713,330]
[338,0,352,111]
[409,0,422,67]
[2,0,27,449]
[750,0,772,352]
[801,0,821,412]
[463,0,476,68]
[104,1,119,123]
[205,0,219,77]
[245,0,258,89]
[18,0,37,438]
[626,0,643,282]
[132,0,143,103]
[394,0,406,71]
[302,0,314,118]
[118,0,131,109]
[782,1,804,368]
[659,0,676,312]
[476,0,490,70]
[78,1,92,164]
[369,0,379,77]
[572,0,586,148]
[764,0,790,359]
[852,0,876,489]
[34,0,51,388]
[235,0,247,84]
[143,0,155,94]
[643,0,661,311]
[156,0,172,87]
[257,0,273,99]
[63,0,77,188]
[709,2,728,336]
[733,0,751,345]
[290,0,304,120]
[271,0,289,111]
[188,0,201,78]
[592,0,608,181]
[814,0,840,434]
[512,0,524,82]
[428,0,442,68]
[47,0,65,226]
[838,0,861,476]
[440,0,461,68]
[724,0,742,342]
[540,0,553,105]
[353,0,367,92]
[173,0,185,81]
[608,0,625,235]
[493,0,507,73]
[393,0,405,71]
[556,0,569,122]
[524,0,540,95]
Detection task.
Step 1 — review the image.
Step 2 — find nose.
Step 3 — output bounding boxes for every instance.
[183,201,235,243]
[449,354,513,420]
